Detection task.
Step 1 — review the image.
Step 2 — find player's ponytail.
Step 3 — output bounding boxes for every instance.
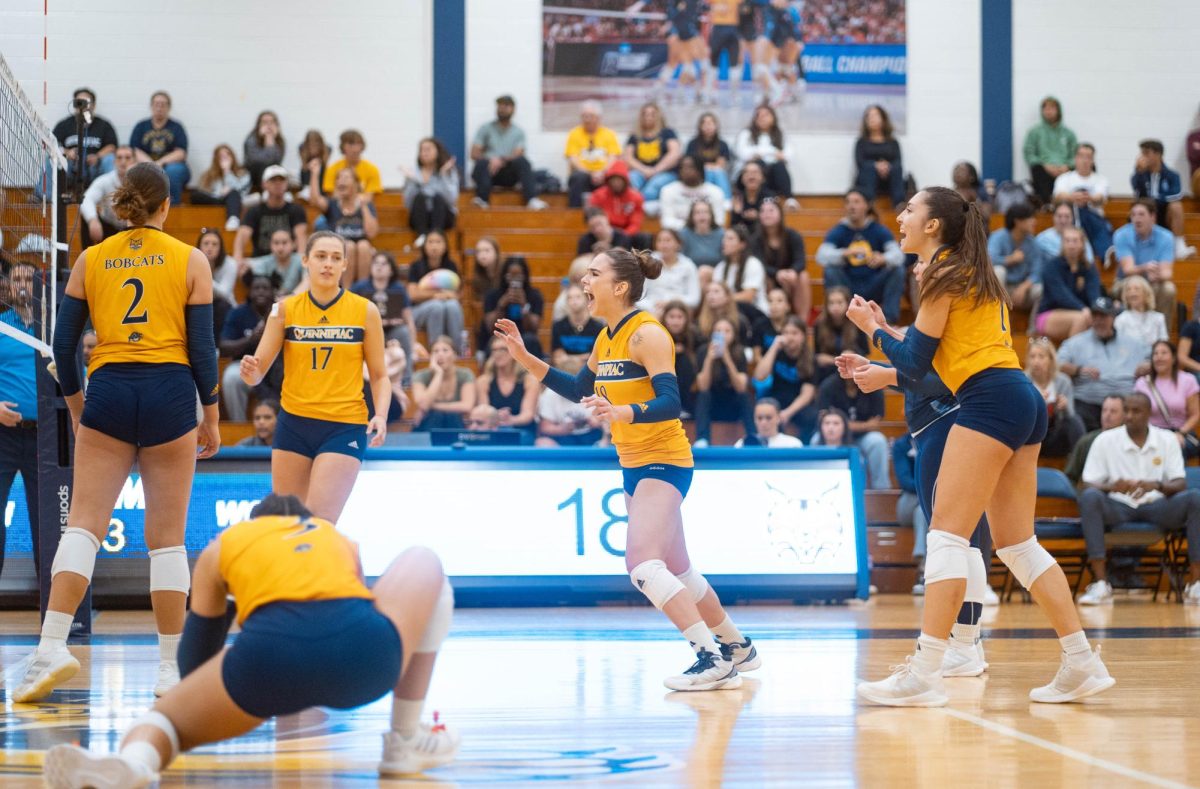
[917,186,1009,309]
[111,162,170,225]
[606,247,660,305]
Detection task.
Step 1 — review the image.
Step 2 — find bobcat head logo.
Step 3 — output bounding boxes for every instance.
[129,237,143,251]
[127,331,143,343]
[764,482,846,564]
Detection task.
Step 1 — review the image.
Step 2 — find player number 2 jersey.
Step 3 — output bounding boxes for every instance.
[593,311,693,468]
[280,290,370,424]
[84,227,193,375]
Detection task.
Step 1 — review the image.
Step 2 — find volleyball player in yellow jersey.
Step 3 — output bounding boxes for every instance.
[239,230,391,522]
[495,248,759,692]
[849,187,1113,706]
[14,163,221,704]
[43,493,460,788]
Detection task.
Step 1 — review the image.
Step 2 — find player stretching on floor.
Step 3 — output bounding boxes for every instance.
[240,230,390,522]
[17,162,220,703]
[495,248,759,691]
[836,350,990,678]
[43,493,459,788]
[852,187,1113,706]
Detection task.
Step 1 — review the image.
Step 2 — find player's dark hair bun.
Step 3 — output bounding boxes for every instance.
[632,248,663,281]
[111,163,170,225]
[605,247,659,304]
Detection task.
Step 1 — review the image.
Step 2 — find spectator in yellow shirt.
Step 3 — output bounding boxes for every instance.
[565,100,621,208]
[322,129,382,199]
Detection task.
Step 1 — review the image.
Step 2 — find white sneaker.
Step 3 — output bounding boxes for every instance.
[1029,646,1115,703]
[718,637,762,672]
[470,196,489,209]
[223,215,240,232]
[664,649,742,692]
[378,718,461,776]
[942,641,989,677]
[413,234,426,249]
[857,657,948,707]
[12,647,80,703]
[43,743,155,789]
[983,586,1000,606]
[692,438,709,448]
[1175,238,1196,260]
[154,660,180,697]
[526,197,549,210]
[1183,580,1200,605]
[1078,579,1113,605]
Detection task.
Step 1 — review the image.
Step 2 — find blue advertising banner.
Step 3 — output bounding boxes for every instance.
[4,447,869,603]
[800,44,906,85]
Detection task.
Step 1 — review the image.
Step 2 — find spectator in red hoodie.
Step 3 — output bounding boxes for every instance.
[587,160,645,240]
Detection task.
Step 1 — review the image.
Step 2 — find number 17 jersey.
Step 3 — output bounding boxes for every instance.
[281,289,370,424]
[84,227,193,376]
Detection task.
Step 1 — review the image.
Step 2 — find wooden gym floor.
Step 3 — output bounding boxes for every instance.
[1,597,1198,788]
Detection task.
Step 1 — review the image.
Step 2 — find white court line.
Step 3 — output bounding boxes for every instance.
[941,707,1196,789]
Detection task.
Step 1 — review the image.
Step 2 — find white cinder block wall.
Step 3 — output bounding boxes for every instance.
[7,0,432,189]
[1012,0,1200,194]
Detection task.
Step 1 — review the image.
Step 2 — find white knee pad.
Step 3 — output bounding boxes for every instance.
[996,535,1057,590]
[924,530,972,585]
[127,709,179,764]
[149,546,191,595]
[964,547,988,605]
[50,528,101,581]
[415,579,454,653]
[630,559,686,610]
[675,565,711,604]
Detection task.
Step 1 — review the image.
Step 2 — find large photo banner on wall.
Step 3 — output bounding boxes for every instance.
[542,1,906,134]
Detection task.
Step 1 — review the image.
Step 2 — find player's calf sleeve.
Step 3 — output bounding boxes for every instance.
[996,535,1057,590]
[149,546,191,595]
[415,579,454,653]
[50,528,101,582]
[630,559,686,610]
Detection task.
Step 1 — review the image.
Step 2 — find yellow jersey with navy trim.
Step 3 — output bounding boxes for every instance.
[281,290,370,424]
[594,310,693,468]
[933,293,1021,393]
[84,227,193,375]
[218,514,372,625]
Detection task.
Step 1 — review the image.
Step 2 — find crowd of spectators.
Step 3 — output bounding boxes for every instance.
[47,88,1200,512]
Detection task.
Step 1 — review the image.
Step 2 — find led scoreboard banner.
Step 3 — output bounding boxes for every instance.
[8,447,868,604]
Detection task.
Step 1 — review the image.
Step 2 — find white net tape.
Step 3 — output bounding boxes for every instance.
[0,51,63,353]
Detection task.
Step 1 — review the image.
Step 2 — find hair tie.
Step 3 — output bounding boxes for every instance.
[962,202,970,213]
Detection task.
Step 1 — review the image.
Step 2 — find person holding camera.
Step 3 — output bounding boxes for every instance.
[482,256,544,360]
[53,87,119,187]
[693,317,754,447]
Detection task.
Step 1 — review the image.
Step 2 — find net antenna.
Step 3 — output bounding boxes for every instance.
[0,51,65,357]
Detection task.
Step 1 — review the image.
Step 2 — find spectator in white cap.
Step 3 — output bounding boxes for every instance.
[233,164,307,265]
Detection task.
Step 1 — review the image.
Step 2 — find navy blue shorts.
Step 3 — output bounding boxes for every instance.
[81,363,196,447]
[709,25,741,67]
[671,19,701,41]
[222,598,401,719]
[953,368,1048,450]
[274,409,367,460]
[622,463,693,498]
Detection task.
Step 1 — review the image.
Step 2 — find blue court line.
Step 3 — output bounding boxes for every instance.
[8,626,1197,648]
